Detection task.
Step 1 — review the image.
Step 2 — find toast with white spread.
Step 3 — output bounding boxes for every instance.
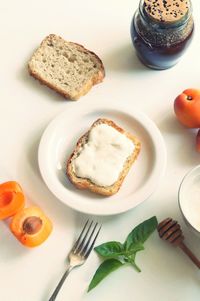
[67,119,141,196]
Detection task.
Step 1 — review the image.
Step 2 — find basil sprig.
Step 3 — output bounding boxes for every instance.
[88,216,158,292]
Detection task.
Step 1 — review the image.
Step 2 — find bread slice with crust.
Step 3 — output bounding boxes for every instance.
[28,34,105,100]
[66,118,141,196]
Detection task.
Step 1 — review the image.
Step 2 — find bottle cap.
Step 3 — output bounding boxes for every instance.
[143,0,190,23]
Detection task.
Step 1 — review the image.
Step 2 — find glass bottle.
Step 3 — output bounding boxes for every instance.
[130,0,194,70]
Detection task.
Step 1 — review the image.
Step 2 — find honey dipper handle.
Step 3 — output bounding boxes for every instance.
[179,242,200,269]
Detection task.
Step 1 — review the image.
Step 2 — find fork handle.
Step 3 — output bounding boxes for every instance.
[48,265,73,301]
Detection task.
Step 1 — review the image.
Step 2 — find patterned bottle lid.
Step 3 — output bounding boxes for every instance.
[143,0,191,23]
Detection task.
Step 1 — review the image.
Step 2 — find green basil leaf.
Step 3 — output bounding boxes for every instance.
[88,259,123,292]
[95,241,124,258]
[125,254,141,272]
[124,216,158,250]
[126,243,145,255]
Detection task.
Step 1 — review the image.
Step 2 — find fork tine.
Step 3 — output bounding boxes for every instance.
[74,220,93,254]
[84,225,102,259]
[71,219,89,252]
[80,222,98,256]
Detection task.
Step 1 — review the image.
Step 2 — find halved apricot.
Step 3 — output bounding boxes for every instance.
[10,206,53,247]
[0,181,25,220]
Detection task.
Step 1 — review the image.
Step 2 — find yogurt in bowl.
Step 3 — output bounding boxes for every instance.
[179,165,200,236]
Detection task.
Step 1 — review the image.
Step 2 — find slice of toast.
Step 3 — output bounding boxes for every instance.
[67,119,141,196]
[28,34,105,100]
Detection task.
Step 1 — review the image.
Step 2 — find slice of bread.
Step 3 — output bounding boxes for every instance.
[67,119,141,196]
[28,34,105,100]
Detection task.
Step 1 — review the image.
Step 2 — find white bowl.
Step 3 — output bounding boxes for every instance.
[38,103,167,216]
[178,165,200,236]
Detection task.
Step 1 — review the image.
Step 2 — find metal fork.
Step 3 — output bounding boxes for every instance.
[48,220,101,301]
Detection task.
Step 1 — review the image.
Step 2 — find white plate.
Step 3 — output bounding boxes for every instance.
[38,103,167,215]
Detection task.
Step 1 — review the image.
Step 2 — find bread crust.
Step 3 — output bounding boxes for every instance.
[28,34,105,100]
[66,119,141,196]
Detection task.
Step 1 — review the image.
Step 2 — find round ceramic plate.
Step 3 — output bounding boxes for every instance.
[38,103,167,215]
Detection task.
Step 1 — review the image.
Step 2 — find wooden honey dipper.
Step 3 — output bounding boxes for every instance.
[158,218,200,269]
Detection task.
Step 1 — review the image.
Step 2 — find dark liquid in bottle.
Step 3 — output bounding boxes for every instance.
[130,0,194,70]
[131,17,194,70]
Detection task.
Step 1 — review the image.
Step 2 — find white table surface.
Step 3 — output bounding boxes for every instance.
[1,0,200,300]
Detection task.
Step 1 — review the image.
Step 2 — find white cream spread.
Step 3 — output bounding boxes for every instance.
[72,124,135,186]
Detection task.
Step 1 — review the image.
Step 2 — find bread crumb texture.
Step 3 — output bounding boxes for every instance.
[28,34,105,100]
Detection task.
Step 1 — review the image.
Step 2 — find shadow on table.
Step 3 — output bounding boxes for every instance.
[103,44,149,73]
[0,221,28,262]
[157,113,199,167]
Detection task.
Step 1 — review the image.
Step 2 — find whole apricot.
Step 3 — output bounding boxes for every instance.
[174,89,200,128]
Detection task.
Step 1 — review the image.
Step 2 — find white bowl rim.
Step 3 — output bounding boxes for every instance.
[178,164,200,234]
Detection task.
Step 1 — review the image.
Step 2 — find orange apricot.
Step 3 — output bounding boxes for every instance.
[0,181,25,220]
[174,89,200,128]
[10,206,53,247]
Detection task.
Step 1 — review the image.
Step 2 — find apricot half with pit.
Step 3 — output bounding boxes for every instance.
[10,206,53,247]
